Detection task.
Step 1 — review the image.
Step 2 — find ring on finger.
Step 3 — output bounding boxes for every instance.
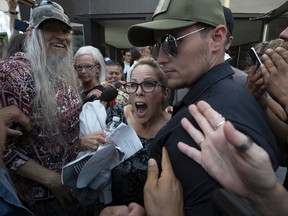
[214,118,226,130]
[198,137,205,147]
[235,136,253,152]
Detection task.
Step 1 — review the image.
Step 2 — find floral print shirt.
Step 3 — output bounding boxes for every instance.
[0,52,82,204]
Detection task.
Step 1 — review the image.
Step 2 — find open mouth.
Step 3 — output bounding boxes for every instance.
[135,102,147,115]
[50,41,66,48]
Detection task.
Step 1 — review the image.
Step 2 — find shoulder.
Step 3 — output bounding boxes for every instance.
[0,53,32,80]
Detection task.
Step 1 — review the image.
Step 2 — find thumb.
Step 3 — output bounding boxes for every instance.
[145,158,159,188]
[6,128,23,136]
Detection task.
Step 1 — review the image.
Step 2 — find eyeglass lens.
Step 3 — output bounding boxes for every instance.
[74,64,96,71]
[150,35,177,60]
[125,81,159,93]
[151,27,205,59]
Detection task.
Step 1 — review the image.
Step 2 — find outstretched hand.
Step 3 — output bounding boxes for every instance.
[177,101,277,198]
[144,147,184,216]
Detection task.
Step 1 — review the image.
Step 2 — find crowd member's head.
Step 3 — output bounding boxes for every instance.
[25,0,80,135]
[124,57,169,124]
[245,39,283,70]
[74,45,106,87]
[223,6,234,51]
[122,49,133,63]
[2,34,27,59]
[128,0,226,89]
[280,27,288,47]
[130,46,151,61]
[106,61,123,84]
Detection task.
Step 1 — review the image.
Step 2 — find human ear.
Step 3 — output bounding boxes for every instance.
[210,25,227,52]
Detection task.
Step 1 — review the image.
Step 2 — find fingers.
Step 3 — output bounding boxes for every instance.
[196,101,226,131]
[223,121,257,157]
[145,158,159,188]
[80,131,108,151]
[6,128,23,136]
[276,46,288,63]
[177,142,202,165]
[15,112,31,132]
[180,117,204,146]
[145,147,173,189]
[186,103,214,135]
[161,147,174,176]
[262,49,284,74]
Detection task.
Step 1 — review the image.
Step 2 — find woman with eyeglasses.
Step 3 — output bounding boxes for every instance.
[74,46,106,103]
[80,57,170,215]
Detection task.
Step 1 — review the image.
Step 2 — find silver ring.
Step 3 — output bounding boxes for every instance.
[198,137,205,147]
[235,136,253,152]
[214,118,226,130]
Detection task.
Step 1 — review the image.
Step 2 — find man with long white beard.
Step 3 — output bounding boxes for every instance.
[0,1,89,215]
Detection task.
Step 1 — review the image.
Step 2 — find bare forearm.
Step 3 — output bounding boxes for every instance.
[15,159,59,188]
[248,182,288,216]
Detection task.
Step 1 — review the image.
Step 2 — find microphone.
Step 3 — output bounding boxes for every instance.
[112,82,123,89]
[97,88,118,102]
[84,87,118,104]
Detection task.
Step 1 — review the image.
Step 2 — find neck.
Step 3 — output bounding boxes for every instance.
[82,81,101,92]
[130,111,170,139]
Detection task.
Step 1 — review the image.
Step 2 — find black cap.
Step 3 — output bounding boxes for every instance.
[223,6,234,36]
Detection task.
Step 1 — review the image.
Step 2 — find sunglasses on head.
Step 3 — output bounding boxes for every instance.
[150,27,205,59]
[33,0,64,12]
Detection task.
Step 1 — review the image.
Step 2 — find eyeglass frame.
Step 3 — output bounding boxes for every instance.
[124,80,164,94]
[74,64,98,72]
[150,27,206,59]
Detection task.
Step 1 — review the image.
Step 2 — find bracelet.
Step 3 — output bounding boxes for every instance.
[9,11,18,15]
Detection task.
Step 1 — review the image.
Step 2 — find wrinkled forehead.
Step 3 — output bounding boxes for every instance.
[107,65,122,72]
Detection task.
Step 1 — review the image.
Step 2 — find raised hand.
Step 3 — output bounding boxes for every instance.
[177,101,277,198]
[261,47,288,114]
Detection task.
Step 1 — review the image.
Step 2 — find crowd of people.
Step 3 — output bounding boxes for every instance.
[1,0,288,216]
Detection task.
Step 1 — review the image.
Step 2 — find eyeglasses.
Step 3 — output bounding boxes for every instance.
[74,64,97,72]
[124,80,163,94]
[150,27,205,59]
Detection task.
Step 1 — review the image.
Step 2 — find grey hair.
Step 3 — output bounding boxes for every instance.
[25,29,81,136]
[74,45,106,82]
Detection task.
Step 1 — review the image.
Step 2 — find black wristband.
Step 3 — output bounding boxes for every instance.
[9,11,18,15]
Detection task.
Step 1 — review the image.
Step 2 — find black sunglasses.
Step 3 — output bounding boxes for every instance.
[150,27,205,59]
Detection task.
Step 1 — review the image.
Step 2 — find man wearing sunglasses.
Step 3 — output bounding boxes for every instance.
[128,0,279,215]
[0,1,90,215]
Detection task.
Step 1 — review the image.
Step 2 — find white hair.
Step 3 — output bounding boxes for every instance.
[74,45,106,82]
[25,29,81,137]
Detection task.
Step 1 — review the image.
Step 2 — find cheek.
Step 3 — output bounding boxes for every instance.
[129,94,135,103]
[66,35,72,44]
[148,92,163,108]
